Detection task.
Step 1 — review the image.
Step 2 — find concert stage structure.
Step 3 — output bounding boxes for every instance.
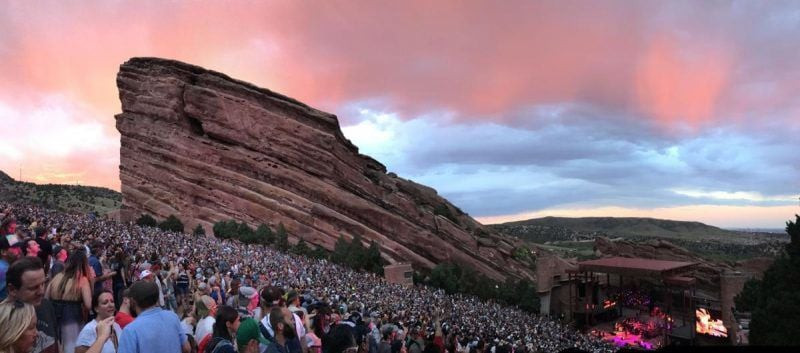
[538,256,731,350]
[537,251,759,349]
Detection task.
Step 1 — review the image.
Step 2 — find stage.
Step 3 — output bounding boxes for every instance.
[589,306,676,350]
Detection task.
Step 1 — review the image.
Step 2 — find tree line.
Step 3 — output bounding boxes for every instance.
[734,214,800,345]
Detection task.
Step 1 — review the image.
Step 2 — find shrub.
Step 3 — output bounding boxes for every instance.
[193,224,206,236]
[157,215,184,232]
[330,234,384,274]
[136,214,157,227]
[433,204,460,225]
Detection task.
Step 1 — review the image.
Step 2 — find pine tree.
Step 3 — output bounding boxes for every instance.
[193,224,206,236]
[275,223,290,251]
[366,240,384,274]
[736,215,800,344]
[293,239,311,256]
[255,224,274,245]
[158,215,184,232]
[136,214,157,227]
[213,220,236,239]
[236,222,256,243]
[310,246,329,260]
[332,235,349,264]
[348,234,366,269]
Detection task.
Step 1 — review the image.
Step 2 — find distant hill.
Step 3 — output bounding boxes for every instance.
[0,170,121,215]
[490,216,789,261]
[490,216,783,244]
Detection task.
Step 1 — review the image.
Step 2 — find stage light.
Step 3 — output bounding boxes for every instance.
[696,308,728,338]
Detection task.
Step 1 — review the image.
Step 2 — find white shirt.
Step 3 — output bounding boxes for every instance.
[260,312,306,340]
[195,316,215,342]
[77,319,123,353]
[155,278,165,307]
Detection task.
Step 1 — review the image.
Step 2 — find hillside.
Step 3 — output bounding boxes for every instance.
[493,216,743,241]
[0,170,121,215]
[491,216,789,261]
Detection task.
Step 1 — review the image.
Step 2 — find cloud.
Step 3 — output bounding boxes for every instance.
[341,104,800,223]
[1,0,799,227]
[0,95,119,188]
[671,189,797,203]
[1,1,799,128]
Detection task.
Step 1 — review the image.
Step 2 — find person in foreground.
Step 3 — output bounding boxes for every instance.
[46,248,93,353]
[205,305,258,353]
[4,256,59,353]
[117,281,190,353]
[0,300,38,353]
[76,290,122,353]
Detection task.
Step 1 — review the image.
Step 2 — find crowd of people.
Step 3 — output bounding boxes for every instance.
[0,203,615,353]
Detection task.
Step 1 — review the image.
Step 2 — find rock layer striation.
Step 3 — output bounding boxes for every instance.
[116,57,532,281]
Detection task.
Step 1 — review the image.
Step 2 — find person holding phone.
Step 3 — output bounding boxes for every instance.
[76,290,122,353]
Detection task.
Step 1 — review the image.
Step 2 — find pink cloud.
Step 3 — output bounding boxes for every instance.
[0,0,797,190]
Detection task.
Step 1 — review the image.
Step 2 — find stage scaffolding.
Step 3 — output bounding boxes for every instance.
[567,257,698,345]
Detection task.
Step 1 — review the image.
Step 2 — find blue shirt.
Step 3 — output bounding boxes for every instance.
[89,255,103,293]
[0,259,8,300]
[118,307,186,353]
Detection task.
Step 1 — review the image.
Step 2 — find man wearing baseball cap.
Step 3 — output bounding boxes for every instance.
[139,269,165,308]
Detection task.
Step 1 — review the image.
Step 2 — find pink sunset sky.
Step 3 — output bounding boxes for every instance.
[0,1,798,228]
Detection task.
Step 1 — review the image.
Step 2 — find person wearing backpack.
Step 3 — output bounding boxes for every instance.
[405,327,424,353]
[205,305,260,353]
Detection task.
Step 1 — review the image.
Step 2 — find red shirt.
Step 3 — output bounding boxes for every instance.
[115,311,134,329]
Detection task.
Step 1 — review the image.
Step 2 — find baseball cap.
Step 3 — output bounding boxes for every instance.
[239,286,258,302]
[139,270,154,280]
[236,317,269,347]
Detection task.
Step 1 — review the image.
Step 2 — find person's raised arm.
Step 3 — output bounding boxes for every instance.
[78,317,115,353]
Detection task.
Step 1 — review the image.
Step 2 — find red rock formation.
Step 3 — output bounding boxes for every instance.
[115,57,532,281]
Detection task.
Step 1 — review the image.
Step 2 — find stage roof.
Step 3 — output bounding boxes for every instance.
[664,275,696,287]
[577,257,696,277]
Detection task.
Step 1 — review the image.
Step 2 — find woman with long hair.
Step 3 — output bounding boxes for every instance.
[205,305,240,353]
[46,248,93,353]
[0,301,38,353]
[75,290,122,353]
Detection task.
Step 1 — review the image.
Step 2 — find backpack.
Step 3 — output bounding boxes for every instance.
[406,338,422,353]
[259,321,275,342]
[205,337,234,353]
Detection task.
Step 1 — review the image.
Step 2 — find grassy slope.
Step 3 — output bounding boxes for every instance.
[0,170,121,215]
